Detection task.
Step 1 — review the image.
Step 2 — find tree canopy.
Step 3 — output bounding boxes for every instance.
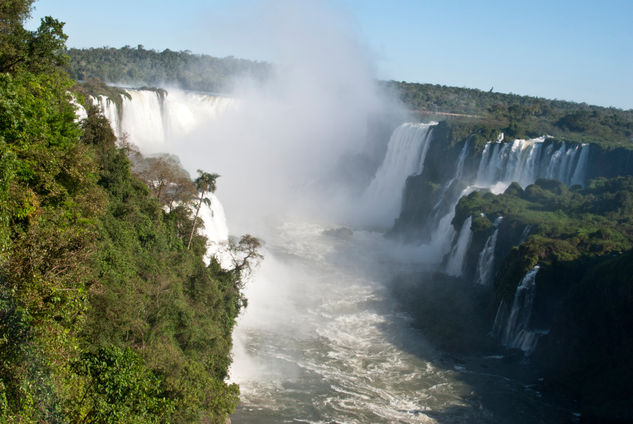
[0,3,259,422]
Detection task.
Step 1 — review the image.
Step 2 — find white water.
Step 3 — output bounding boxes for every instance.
[362,122,436,228]
[492,266,544,354]
[570,144,590,186]
[444,216,472,277]
[112,89,237,153]
[429,140,470,219]
[231,222,563,423]
[197,193,232,269]
[90,95,121,138]
[475,217,503,286]
[476,138,588,191]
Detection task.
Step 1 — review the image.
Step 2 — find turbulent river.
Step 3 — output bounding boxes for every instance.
[230,222,574,424]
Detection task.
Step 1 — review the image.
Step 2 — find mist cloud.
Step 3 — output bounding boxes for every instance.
[170,0,405,235]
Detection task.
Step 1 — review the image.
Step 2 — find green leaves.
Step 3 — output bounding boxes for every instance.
[71,346,174,424]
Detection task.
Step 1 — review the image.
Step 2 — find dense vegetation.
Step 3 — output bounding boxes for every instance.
[67,46,271,93]
[386,81,633,148]
[0,2,258,422]
[454,177,633,299]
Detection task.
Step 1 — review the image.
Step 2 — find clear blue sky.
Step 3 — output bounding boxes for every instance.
[28,0,633,109]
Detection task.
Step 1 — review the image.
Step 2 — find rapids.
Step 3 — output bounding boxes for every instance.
[230,222,574,423]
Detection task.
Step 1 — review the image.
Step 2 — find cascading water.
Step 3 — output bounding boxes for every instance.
[422,136,590,265]
[88,88,237,153]
[362,122,436,227]
[492,266,545,354]
[90,95,121,138]
[570,144,590,186]
[474,216,503,286]
[197,193,232,269]
[476,138,588,191]
[429,140,470,220]
[444,216,472,277]
[120,90,166,149]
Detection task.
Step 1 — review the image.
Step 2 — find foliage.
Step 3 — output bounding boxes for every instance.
[1,0,68,75]
[73,77,131,112]
[454,176,633,301]
[187,170,220,250]
[0,3,258,422]
[67,45,271,93]
[70,346,174,423]
[387,81,633,149]
[128,151,196,210]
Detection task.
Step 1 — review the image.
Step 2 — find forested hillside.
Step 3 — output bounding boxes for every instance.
[67,46,271,93]
[385,81,633,148]
[1,2,258,422]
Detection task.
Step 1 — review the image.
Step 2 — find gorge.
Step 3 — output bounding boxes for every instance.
[83,84,633,423]
[4,2,632,422]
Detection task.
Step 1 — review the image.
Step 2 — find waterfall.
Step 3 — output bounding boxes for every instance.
[445,216,472,277]
[197,193,232,269]
[519,224,532,243]
[476,138,589,191]
[570,144,590,186]
[70,96,87,122]
[492,266,544,354]
[474,216,503,285]
[423,137,590,268]
[430,140,470,216]
[120,90,166,151]
[82,88,238,153]
[362,122,436,227]
[90,95,121,138]
[476,138,546,190]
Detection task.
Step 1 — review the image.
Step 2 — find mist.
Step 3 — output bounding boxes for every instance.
[162,0,406,235]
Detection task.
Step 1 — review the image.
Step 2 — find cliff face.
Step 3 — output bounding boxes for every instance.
[534,251,633,422]
[586,144,633,179]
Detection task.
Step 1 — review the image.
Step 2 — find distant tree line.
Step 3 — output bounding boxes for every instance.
[67,45,272,93]
[385,81,633,148]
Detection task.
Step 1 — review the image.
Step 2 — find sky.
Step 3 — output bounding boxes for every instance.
[27,0,633,109]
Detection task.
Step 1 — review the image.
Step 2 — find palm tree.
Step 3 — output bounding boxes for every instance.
[187,170,220,250]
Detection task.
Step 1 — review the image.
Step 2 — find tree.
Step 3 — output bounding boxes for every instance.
[229,234,263,287]
[187,170,220,250]
[0,1,68,74]
[131,153,196,209]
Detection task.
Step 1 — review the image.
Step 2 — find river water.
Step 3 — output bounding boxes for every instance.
[230,222,575,424]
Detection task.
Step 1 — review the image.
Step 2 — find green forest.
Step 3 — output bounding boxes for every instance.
[0,2,260,422]
[67,46,271,93]
[386,81,633,148]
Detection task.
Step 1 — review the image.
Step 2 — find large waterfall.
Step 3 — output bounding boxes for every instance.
[116,89,236,153]
[362,122,436,227]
